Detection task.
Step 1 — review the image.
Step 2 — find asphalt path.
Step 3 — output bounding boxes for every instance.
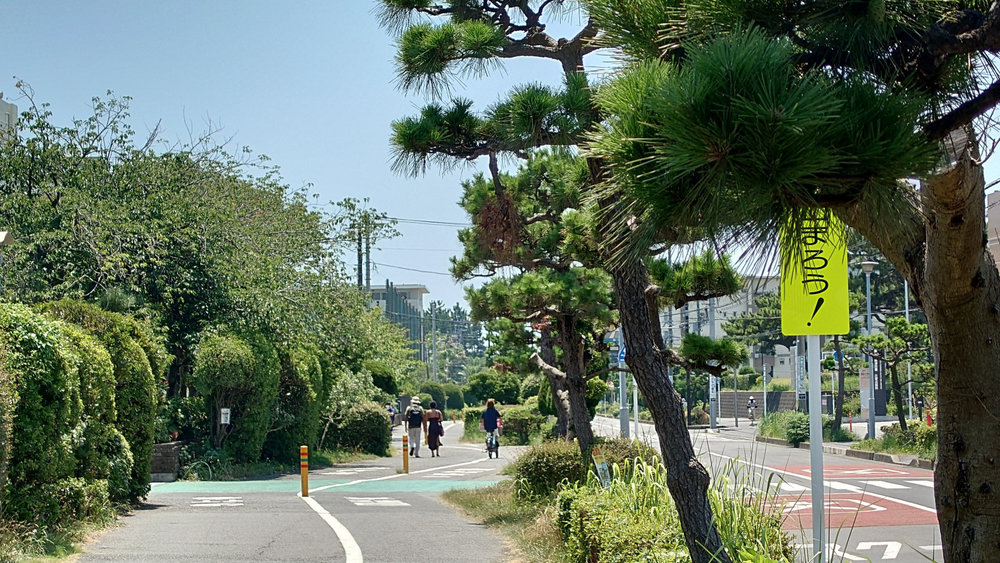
[77,421,519,562]
[592,415,942,563]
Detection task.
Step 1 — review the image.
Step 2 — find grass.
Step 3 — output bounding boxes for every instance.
[441,480,569,563]
[0,510,116,563]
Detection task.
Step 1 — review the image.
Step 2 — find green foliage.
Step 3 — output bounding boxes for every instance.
[592,436,661,475]
[364,359,399,395]
[500,406,545,445]
[155,396,207,443]
[441,382,465,409]
[325,401,392,456]
[648,250,743,309]
[262,347,323,464]
[857,421,937,459]
[513,440,587,499]
[556,459,793,561]
[585,377,605,419]
[759,410,811,446]
[465,368,520,406]
[37,300,162,503]
[0,304,79,522]
[418,380,446,408]
[191,332,280,463]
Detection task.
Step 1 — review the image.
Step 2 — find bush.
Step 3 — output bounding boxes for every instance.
[442,382,465,409]
[465,369,520,406]
[38,300,163,504]
[418,381,446,409]
[591,437,661,476]
[501,406,545,445]
[513,440,586,498]
[689,406,710,425]
[156,396,207,443]
[191,331,279,463]
[1,304,79,523]
[556,459,793,562]
[520,373,544,402]
[327,401,391,456]
[784,412,810,445]
[262,346,323,464]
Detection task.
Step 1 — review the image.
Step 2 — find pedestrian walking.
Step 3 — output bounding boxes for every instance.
[386,403,396,426]
[426,401,444,457]
[404,396,426,457]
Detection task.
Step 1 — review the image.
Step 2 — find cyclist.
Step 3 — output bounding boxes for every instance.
[480,398,502,458]
[746,396,758,424]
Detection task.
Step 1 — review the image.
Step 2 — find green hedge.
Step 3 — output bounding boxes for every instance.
[191,331,280,462]
[501,406,545,445]
[0,304,80,522]
[38,300,163,504]
[263,346,323,464]
[326,401,392,456]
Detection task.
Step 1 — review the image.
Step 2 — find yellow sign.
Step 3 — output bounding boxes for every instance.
[780,213,849,335]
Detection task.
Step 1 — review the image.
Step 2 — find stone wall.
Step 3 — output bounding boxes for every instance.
[151,441,184,482]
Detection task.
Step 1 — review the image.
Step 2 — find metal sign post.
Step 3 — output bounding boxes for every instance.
[780,211,850,563]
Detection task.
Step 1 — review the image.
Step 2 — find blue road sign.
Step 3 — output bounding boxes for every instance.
[618,345,627,363]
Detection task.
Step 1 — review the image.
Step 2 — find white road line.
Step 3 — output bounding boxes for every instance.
[864,480,908,490]
[309,458,492,494]
[907,480,934,488]
[779,483,808,493]
[344,496,410,507]
[301,495,363,563]
[709,452,936,513]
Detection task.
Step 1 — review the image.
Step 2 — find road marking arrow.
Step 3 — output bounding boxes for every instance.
[857,541,901,559]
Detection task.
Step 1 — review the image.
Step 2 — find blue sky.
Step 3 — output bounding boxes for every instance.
[3,1,585,308]
[5,3,999,308]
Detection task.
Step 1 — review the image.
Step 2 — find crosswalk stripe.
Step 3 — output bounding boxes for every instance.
[864,480,907,490]
[779,483,807,492]
[907,480,934,488]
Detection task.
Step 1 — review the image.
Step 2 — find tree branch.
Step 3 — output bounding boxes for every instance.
[922,78,1000,141]
[530,351,566,381]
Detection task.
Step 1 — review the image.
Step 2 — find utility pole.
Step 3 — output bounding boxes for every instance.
[356,229,363,289]
[364,226,371,293]
[431,303,438,381]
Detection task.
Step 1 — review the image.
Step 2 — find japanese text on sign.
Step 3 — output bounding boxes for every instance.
[780,213,849,335]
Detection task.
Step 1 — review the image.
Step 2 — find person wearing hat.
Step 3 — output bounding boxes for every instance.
[404,396,427,457]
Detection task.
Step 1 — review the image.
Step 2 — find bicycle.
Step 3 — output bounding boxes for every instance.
[747,406,757,425]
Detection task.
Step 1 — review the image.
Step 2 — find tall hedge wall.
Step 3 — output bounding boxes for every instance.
[37,300,163,504]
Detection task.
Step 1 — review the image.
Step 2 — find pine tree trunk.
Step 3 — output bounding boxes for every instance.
[833,336,845,429]
[541,328,570,437]
[889,364,908,432]
[611,258,731,563]
[557,315,595,455]
[919,130,1000,562]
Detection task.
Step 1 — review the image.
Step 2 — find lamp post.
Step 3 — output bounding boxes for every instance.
[861,260,878,440]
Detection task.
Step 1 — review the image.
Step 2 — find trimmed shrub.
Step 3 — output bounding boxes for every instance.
[463,406,485,438]
[262,346,323,464]
[418,381,446,409]
[38,300,161,504]
[328,401,392,456]
[156,395,207,443]
[1,304,79,522]
[519,373,544,402]
[465,369,520,406]
[513,439,586,498]
[501,406,545,445]
[191,331,280,463]
[442,382,464,409]
[585,377,605,419]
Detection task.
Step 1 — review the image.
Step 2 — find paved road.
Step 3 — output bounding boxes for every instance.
[78,421,518,562]
[593,416,942,562]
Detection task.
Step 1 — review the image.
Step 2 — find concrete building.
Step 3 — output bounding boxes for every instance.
[370,281,428,356]
[0,94,17,138]
[988,191,1000,263]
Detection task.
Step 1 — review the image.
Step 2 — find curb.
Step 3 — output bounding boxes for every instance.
[753,435,935,470]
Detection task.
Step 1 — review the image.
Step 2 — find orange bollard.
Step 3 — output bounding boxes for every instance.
[927,410,933,426]
[849,411,853,433]
[402,434,409,473]
[300,445,309,497]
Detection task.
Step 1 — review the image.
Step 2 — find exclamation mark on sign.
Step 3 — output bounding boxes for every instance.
[807,297,824,326]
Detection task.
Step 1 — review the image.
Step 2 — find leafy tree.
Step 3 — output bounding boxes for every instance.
[583,2,1000,556]
[465,368,520,406]
[854,317,933,432]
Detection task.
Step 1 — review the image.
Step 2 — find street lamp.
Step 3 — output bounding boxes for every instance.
[860,259,878,440]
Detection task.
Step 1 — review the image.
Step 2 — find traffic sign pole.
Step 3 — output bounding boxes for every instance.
[807,335,824,561]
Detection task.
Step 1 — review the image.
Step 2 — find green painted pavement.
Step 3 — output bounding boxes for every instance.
[150,478,503,494]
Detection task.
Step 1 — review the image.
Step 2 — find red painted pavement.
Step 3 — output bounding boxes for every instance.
[764,493,938,530]
[775,464,931,479]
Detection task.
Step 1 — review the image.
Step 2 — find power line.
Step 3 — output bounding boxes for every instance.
[388,216,471,227]
[373,261,454,276]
